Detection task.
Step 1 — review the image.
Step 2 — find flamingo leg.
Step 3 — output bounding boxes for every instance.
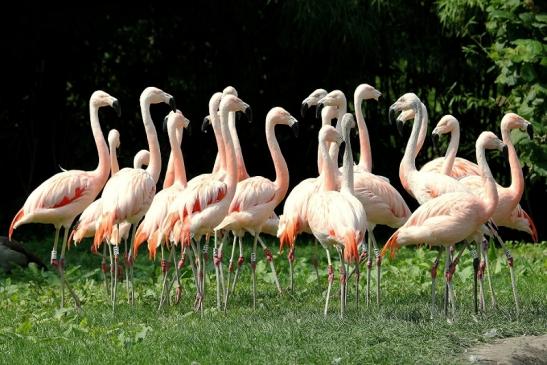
[217,232,227,305]
[213,230,222,310]
[113,243,119,312]
[257,234,282,294]
[101,244,109,297]
[323,246,333,318]
[231,236,244,296]
[128,224,137,305]
[172,245,184,305]
[477,241,486,313]
[354,255,360,309]
[251,234,258,310]
[443,246,452,317]
[337,247,346,319]
[108,243,114,302]
[124,238,129,298]
[188,242,200,310]
[224,234,238,311]
[158,245,166,310]
[482,237,497,309]
[430,248,442,318]
[288,245,295,292]
[470,245,480,315]
[368,229,382,305]
[446,243,468,321]
[195,238,205,315]
[159,245,174,310]
[59,227,81,310]
[366,233,372,306]
[489,228,520,315]
[312,239,321,287]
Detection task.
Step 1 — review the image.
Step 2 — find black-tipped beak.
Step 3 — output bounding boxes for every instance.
[186,120,192,136]
[245,106,252,123]
[112,100,121,117]
[389,106,396,125]
[201,116,210,133]
[163,115,169,133]
[396,120,404,137]
[431,133,440,154]
[502,145,509,160]
[527,124,534,139]
[316,103,325,119]
[291,122,299,138]
[169,97,176,112]
[300,103,309,118]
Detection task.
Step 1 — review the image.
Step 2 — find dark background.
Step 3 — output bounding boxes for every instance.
[1,1,544,243]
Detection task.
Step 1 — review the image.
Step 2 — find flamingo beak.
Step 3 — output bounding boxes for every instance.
[185,119,192,136]
[291,120,299,138]
[300,103,309,118]
[502,144,509,160]
[112,99,121,117]
[527,124,534,139]
[389,105,397,125]
[431,133,440,154]
[316,103,325,119]
[169,97,177,112]
[201,116,211,133]
[244,106,253,123]
[396,120,404,137]
[163,115,169,133]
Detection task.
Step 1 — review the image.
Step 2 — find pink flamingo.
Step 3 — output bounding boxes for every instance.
[9,90,120,309]
[300,88,328,118]
[277,104,338,290]
[319,86,412,305]
[216,106,299,310]
[382,131,506,319]
[93,86,176,308]
[161,94,251,313]
[307,115,367,318]
[133,110,189,309]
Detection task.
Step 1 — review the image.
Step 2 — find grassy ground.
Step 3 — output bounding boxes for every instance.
[1,234,546,364]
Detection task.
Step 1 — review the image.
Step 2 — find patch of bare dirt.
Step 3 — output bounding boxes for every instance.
[464,334,547,364]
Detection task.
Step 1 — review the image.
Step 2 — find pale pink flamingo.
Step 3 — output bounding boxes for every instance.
[133,110,189,309]
[277,104,338,290]
[307,115,367,318]
[161,94,251,313]
[93,86,176,307]
[319,86,412,305]
[381,131,506,319]
[459,113,536,312]
[300,88,328,118]
[216,106,299,310]
[9,90,120,309]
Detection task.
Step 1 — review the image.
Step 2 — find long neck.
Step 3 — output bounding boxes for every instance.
[141,101,161,183]
[169,127,187,186]
[320,139,337,191]
[90,105,110,183]
[328,101,347,165]
[212,113,226,174]
[163,154,175,189]
[229,111,249,181]
[399,104,421,185]
[170,125,187,187]
[341,130,355,194]
[354,95,372,172]
[441,124,460,175]
[415,103,428,158]
[109,142,119,176]
[220,108,237,200]
[317,112,334,174]
[266,121,289,204]
[476,145,499,219]
[501,127,524,206]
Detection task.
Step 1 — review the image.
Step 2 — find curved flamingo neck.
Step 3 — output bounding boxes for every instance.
[163,155,175,189]
[319,138,337,192]
[399,103,422,188]
[501,126,524,205]
[169,122,187,188]
[317,111,335,175]
[140,100,161,183]
[476,144,498,219]
[90,104,110,184]
[415,102,428,159]
[108,140,119,176]
[229,111,249,181]
[354,95,372,172]
[219,107,237,200]
[441,123,460,175]
[211,112,226,175]
[328,100,347,164]
[341,127,355,195]
[265,119,289,204]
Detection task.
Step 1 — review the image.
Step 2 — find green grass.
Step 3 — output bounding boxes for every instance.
[1,235,546,364]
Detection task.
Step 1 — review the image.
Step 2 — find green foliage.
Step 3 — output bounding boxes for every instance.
[0,238,546,364]
[437,0,547,181]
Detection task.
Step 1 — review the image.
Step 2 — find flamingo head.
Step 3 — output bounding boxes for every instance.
[222,86,238,97]
[319,125,343,146]
[90,90,121,117]
[354,83,381,102]
[321,105,339,127]
[477,131,507,158]
[389,92,421,124]
[301,88,328,118]
[219,95,252,123]
[164,110,191,137]
[341,113,356,143]
[316,90,346,118]
[141,87,176,112]
[107,129,121,150]
[431,115,459,152]
[267,107,299,137]
[501,112,533,139]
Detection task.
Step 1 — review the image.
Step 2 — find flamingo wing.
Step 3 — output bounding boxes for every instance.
[229,176,276,213]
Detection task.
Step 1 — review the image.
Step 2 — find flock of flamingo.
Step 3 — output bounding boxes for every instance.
[8,85,537,319]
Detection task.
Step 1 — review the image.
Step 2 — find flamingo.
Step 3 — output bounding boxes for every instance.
[382,131,506,319]
[300,88,328,118]
[93,86,176,308]
[319,85,412,305]
[307,114,367,318]
[161,94,251,313]
[277,104,338,290]
[216,106,299,310]
[9,90,120,309]
[133,110,189,309]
